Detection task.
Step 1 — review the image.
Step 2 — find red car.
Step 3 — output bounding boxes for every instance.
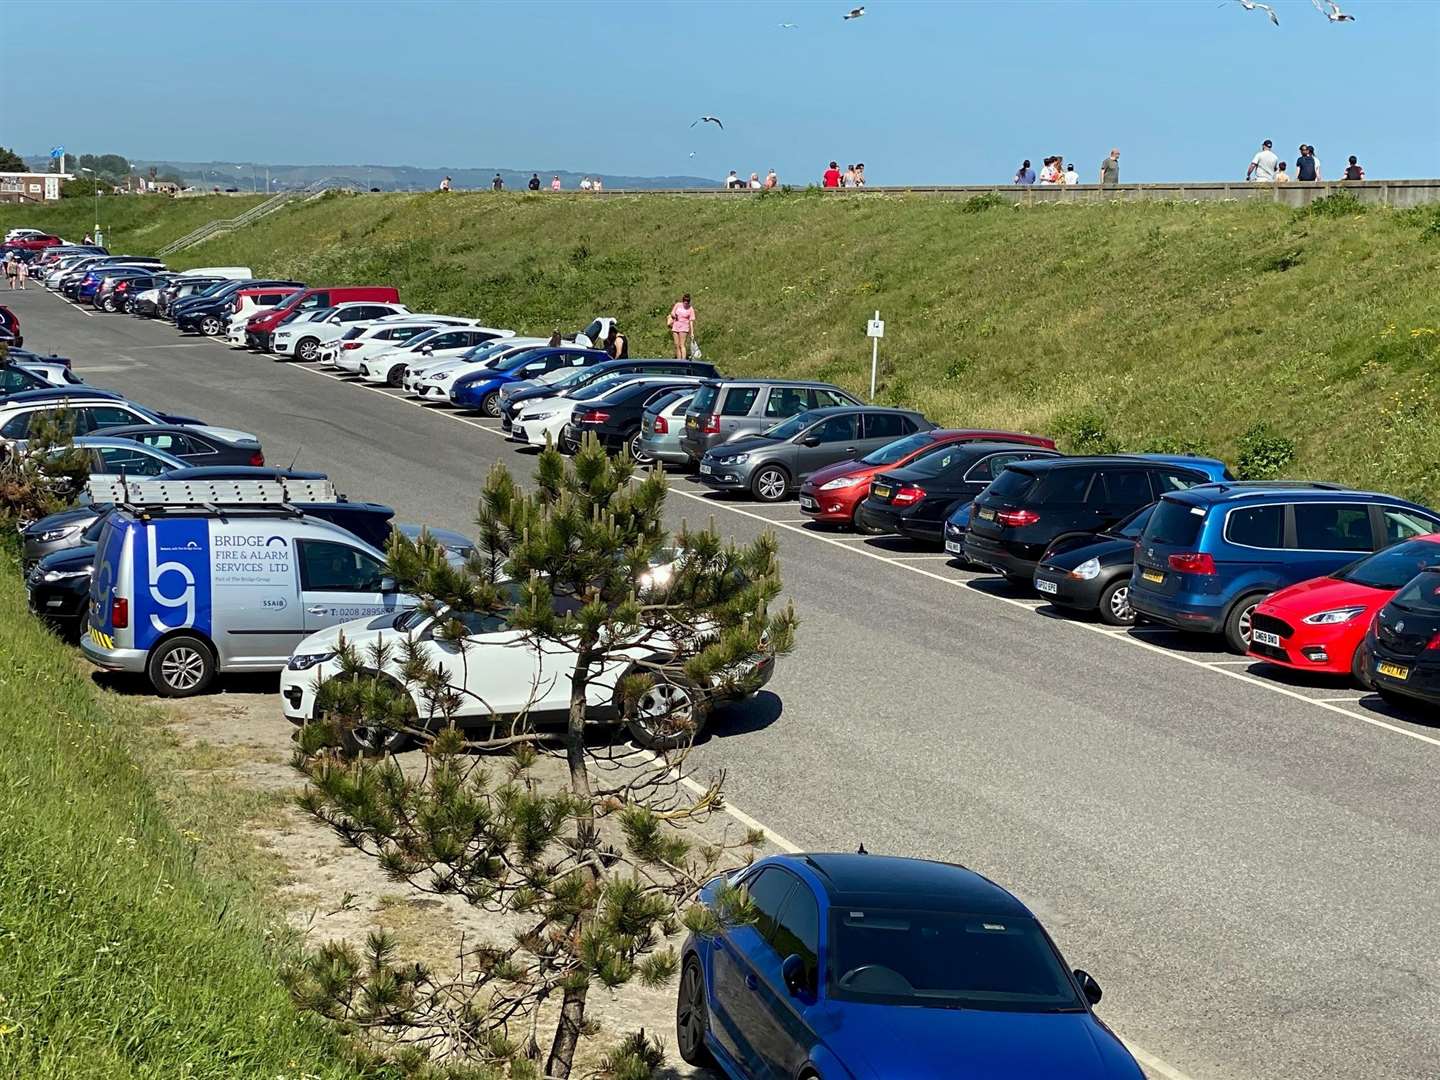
[798,428,1056,527]
[0,304,20,347]
[2,234,61,251]
[1248,534,1440,680]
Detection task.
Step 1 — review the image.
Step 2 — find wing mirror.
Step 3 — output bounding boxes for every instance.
[800,436,821,448]
[379,575,398,594]
[781,954,810,998]
[1073,969,1102,1006]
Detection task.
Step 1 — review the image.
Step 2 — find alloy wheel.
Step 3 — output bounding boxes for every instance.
[298,339,319,362]
[755,468,787,502]
[1238,604,1254,644]
[1108,584,1132,623]
[629,432,653,464]
[160,646,207,692]
[676,962,707,1060]
[632,681,694,741]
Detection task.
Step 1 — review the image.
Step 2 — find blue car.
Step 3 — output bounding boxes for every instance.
[1129,481,1440,652]
[449,346,611,416]
[678,852,1142,1080]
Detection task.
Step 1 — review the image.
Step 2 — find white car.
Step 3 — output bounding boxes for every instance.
[271,302,411,362]
[320,315,485,367]
[407,338,552,400]
[510,375,685,448]
[358,326,512,386]
[278,586,774,752]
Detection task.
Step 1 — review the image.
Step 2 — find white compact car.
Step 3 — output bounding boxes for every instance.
[270,302,411,361]
[358,327,511,386]
[320,315,486,368]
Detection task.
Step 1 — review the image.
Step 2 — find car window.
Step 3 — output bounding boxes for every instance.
[765,387,815,418]
[298,540,386,592]
[2,367,42,392]
[771,883,820,988]
[0,412,31,439]
[1035,469,1093,505]
[96,446,169,476]
[967,452,1033,483]
[1381,507,1439,545]
[1226,504,1284,549]
[808,414,858,443]
[1101,470,1154,506]
[814,389,854,408]
[720,386,759,416]
[743,867,798,945]
[80,406,143,433]
[1156,470,1206,493]
[1391,570,1440,615]
[1339,538,1440,590]
[1293,503,1372,552]
[908,446,969,478]
[862,412,907,440]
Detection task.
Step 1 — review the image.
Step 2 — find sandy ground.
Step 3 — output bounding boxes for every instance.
[154,677,727,1077]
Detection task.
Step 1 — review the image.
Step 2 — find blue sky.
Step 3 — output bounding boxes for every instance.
[7,0,1437,183]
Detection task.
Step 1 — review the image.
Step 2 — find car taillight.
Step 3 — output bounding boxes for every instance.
[702,414,720,434]
[578,410,610,424]
[249,450,265,466]
[891,484,926,506]
[111,597,129,629]
[1168,552,1217,575]
[996,508,1040,527]
[653,415,669,434]
[342,341,362,349]
[116,281,129,291]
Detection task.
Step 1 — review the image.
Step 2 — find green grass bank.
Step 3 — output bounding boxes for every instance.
[7,190,1440,500]
[0,539,378,1079]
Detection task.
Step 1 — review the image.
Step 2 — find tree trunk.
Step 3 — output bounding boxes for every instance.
[564,653,593,798]
[546,978,590,1077]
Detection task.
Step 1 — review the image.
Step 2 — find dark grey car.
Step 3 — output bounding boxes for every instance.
[697,406,934,502]
[679,379,862,466]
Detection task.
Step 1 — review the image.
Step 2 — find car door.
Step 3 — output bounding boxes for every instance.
[793,413,860,478]
[717,385,761,442]
[424,608,572,719]
[856,410,909,456]
[749,878,823,1078]
[710,867,796,1076]
[1286,501,1376,584]
[295,538,408,634]
[93,445,172,477]
[75,404,149,434]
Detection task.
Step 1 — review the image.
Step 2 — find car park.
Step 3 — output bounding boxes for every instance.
[964,456,1217,587]
[1248,534,1440,681]
[445,344,615,413]
[559,377,705,459]
[1130,482,1440,652]
[321,316,481,368]
[220,286,306,344]
[245,286,402,352]
[858,441,1062,543]
[803,429,1058,529]
[88,423,265,467]
[270,301,414,361]
[1357,568,1440,710]
[636,388,698,467]
[698,406,934,503]
[680,379,863,467]
[677,851,1141,1080]
[500,359,721,430]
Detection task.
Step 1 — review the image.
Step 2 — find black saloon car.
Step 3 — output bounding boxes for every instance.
[89,423,265,467]
[560,377,704,460]
[1358,569,1440,711]
[858,441,1059,544]
[1031,503,1155,625]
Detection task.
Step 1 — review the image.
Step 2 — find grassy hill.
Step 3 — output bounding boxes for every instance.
[7,190,1440,501]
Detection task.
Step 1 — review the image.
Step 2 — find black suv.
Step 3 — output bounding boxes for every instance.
[561,377,706,460]
[172,279,305,335]
[964,456,1212,584]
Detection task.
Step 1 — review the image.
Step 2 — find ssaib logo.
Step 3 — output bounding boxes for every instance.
[146,523,195,633]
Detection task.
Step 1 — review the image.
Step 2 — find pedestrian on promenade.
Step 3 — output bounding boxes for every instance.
[1064,162,1079,185]
[667,293,696,360]
[843,164,856,187]
[3,253,16,289]
[1038,156,1059,184]
[854,163,866,187]
[492,173,504,191]
[823,161,842,188]
[1344,155,1365,180]
[1246,139,1278,182]
[15,258,27,290]
[1295,145,1320,182]
[1099,149,1120,186]
[551,175,562,191]
[439,176,452,192]
[726,170,743,189]
[749,172,762,189]
[528,173,541,191]
[580,176,593,191]
[1014,159,1036,185]
[592,176,603,191]
[1275,161,1291,183]
[764,168,778,189]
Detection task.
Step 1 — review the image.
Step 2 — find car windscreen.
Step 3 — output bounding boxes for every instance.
[493,348,547,372]
[573,375,643,401]
[983,468,1038,502]
[829,909,1083,1013]
[761,409,823,441]
[1145,498,1206,547]
[403,328,444,350]
[644,389,689,414]
[690,385,720,415]
[861,431,935,467]
[1109,503,1155,540]
[902,444,975,479]
[1340,539,1440,591]
[1390,570,1440,614]
[83,515,108,542]
[536,365,581,386]
[460,340,512,363]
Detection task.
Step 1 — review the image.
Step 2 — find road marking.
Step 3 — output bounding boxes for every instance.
[1206,660,1255,666]
[125,343,208,350]
[1123,1041,1196,1080]
[890,554,962,561]
[1318,696,1366,703]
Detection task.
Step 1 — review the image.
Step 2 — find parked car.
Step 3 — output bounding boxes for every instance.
[246,286,402,352]
[363,326,515,387]
[964,456,1218,587]
[321,316,481,368]
[88,423,265,467]
[446,345,616,413]
[60,435,190,478]
[0,303,21,347]
[680,379,863,467]
[2,233,61,251]
[677,852,1141,1080]
[803,429,1058,530]
[1357,568,1440,710]
[699,406,934,503]
[636,389,698,467]
[500,359,721,431]
[1,363,55,396]
[858,442,1062,543]
[560,378,705,459]
[403,336,547,395]
[0,390,226,445]
[219,286,307,342]
[174,280,306,335]
[270,301,414,361]
[1248,534,1440,681]
[1032,504,1156,626]
[513,375,701,449]
[1129,482,1440,652]
[101,272,164,313]
[28,520,107,637]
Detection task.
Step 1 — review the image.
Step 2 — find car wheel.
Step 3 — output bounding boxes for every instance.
[627,429,652,464]
[1350,645,1372,690]
[624,674,707,751]
[480,391,502,418]
[676,956,715,1067]
[200,315,224,336]
[101,295,118,313]
[147,635,215,697]
[1223,592,1267,655]
[1097,578,1135,626]
[751,465,790,503]
[296,338,320,362]
[385,364,404,388]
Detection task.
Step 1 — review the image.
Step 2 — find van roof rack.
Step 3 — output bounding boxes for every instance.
[88,476,339,506]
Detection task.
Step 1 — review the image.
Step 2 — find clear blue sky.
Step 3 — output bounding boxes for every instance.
[6,0,1438,183]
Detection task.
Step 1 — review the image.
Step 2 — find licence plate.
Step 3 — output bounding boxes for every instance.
[872,484,892,500]
[1141,569,1165,584]
[1035,578,1058,595]
[513,426,525,441]
[1251,629,1282,648]
[699,463,713,475]
[1377,661,1410,680]
[945,540,963,554]
[976,507,996,521]
[686,417,698,429]
[799,495,817,510]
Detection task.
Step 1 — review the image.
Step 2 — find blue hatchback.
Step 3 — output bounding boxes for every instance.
[1129,481,1440,653]
[678,852,1142,1080]
[449,346,610,416]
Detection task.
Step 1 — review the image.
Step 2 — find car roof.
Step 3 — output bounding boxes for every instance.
[0,387,126,405]
[1009,454,1212,474]
[699,377,844,389]
[795,404,922,418]
[87,423,240,445]
[1162,480,1387,504]
[788,853,1030,916]
[901,440,1059,458]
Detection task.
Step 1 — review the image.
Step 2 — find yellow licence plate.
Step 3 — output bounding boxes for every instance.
[976,507,995,521]
[1141,569,1165,584]
[1377,661,1410,680]
[872,484,892,499]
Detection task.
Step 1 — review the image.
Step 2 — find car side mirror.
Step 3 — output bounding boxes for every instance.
[421,345,434,355]
[379,575,398,594]
[1074,969,1102,1006]
[800,436,821,448]
[781,954,809,998]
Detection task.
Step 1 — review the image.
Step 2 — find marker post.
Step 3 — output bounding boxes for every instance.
[865,310,885,400]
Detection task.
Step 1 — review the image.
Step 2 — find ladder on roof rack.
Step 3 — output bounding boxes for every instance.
[87,476,338,506]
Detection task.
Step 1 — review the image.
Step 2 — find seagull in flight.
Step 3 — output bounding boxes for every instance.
[690,116,724,130]
[843,6,865,20]
[779,22,799,29]
[1225,0,1278,26]
[1311,0,1355,21]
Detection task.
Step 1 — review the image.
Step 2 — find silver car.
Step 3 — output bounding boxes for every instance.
[637,389,696,467]
[679,379,863,466]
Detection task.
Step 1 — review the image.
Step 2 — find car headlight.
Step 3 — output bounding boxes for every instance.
[819,475,864,491]
[34,525,81,543]
[435,371,451,381]
[718,453,749,465]
[1069,557,1102,581]
[1301,606,1367,626]
[287,651,336,671]
[42,567,92,582]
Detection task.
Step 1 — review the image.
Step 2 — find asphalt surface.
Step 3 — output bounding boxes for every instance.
[12,288,1440,1080]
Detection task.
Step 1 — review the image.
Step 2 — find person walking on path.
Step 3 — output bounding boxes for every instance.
[1295,146,1318,182]
[764,168,778,189]
[1275,161,1291,183]
[551,175,562,191]
[492,173,504,191]
[15,258,27,290]
[528,173,541,191]
[1343,155,1365,180]
[823,161,842,188]
[1098,149,1120,186]
[1014,159,1036,185]
[4,253,16,290]
[1246,140,1279,182]
[667,294,696,360]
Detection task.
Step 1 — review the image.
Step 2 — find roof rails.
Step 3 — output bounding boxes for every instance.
[1202,480,1348,493]
[88,476,338,506]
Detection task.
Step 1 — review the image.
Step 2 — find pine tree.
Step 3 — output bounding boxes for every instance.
[290,437,795,1075]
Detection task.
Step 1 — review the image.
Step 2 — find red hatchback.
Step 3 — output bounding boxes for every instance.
[798,428,1056,527]
[1248,534,1440,681]
[3,234,61,251]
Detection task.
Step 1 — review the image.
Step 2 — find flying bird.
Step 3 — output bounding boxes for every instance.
[844,6,865,20]
[690,116,724,130]
[779,22,799,29]
[1310,0,1355,20]
[1225,0,1278,26]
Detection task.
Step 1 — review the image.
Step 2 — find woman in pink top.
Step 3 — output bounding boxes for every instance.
[667,294,696,359]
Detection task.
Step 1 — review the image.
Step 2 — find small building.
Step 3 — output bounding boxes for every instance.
[0,172,66,204]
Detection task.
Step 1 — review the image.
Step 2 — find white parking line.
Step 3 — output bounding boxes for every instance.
[889,554,959,561]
